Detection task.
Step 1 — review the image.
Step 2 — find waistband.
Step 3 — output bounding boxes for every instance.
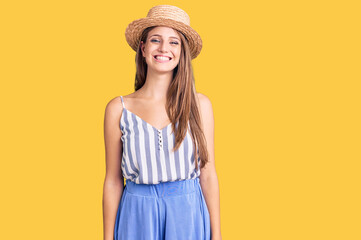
[125,177,200,198]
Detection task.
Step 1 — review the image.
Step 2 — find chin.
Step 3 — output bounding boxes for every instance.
[154,69,175,74]
[152,66,177,72]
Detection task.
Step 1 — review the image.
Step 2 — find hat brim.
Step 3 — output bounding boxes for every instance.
[125,17,202,59]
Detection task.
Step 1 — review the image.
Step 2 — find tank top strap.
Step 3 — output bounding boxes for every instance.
[120,96,126,109]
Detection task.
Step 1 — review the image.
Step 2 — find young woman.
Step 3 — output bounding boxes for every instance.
[103,5,221,240]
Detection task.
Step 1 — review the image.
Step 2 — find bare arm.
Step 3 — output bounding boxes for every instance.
[197,93,222,240]
[103,97,124,240]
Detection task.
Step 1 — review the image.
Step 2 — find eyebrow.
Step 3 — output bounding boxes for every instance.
[149,34,180,41]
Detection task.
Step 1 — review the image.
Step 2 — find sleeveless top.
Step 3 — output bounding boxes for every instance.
[119,96,201,184]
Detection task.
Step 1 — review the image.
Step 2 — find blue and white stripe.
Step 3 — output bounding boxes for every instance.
[119,96,201,184]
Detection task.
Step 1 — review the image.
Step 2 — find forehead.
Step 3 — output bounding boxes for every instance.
[148,26,180,38]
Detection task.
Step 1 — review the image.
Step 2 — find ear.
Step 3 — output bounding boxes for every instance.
[140,41,145,57]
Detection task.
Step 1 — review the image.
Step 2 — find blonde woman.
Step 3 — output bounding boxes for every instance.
[103,5,221,240]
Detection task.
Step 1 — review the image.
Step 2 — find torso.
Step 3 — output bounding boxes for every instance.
[119,94,201,184]
[121,93,171,131]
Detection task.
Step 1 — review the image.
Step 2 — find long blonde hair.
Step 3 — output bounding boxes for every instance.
[133,26,209,170]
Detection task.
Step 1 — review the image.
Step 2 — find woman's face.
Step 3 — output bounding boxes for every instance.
[140,26,181,73]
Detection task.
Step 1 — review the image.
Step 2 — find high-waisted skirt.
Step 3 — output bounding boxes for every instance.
[114,177,211,240]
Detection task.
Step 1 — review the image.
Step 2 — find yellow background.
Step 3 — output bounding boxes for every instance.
[1,0,360,239]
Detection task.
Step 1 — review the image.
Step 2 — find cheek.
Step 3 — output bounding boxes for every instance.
[175,49,181,57]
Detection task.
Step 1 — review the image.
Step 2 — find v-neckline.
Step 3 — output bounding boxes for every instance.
[123,108,172,132]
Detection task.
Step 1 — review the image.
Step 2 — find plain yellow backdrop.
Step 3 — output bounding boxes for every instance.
[1,0,360,239]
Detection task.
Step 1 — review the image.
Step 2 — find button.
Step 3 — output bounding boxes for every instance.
[158,129,163,150]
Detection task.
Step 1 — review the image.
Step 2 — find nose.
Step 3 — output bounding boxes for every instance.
[158,41,168,52]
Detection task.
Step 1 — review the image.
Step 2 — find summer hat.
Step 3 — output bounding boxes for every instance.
[125,5,202,59]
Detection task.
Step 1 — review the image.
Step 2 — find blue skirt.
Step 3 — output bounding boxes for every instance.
[114,177,211,240]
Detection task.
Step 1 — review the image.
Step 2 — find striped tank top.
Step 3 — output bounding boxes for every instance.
[119,96,201,184]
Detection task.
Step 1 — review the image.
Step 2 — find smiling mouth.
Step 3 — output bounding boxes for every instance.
[153,55,172,62]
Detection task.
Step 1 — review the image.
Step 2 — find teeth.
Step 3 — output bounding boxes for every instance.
[155,56,171,61]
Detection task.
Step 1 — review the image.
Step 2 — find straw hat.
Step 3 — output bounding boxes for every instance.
[125,5,202,60]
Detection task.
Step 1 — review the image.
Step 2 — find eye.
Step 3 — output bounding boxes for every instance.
[150,39,179,45]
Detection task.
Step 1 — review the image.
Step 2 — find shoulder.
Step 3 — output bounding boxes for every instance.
[196,92,213,115]
[196,92,214,128]
[104,96,123,122]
